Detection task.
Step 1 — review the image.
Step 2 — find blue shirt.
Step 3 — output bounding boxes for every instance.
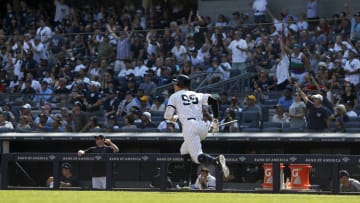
[277,96,294,111]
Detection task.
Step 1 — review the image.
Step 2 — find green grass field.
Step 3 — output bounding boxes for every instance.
[0,191,359,203]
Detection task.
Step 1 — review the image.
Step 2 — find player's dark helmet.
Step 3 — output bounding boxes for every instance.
[173,74,191,87]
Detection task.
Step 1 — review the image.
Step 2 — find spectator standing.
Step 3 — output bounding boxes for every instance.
[343,49,360,87]
[296,83,331,132]
[107,25,132,72]
[77,135,119,189]
[250,0,268,24]
[289,44,310,84]
[36,19,52,50]
[306,0,320,30]
[277,86,294,112]
[171,38,187,66]
[103,89,120,119]
[54,0,70,24]
[227,31,248,73]
[275,37,290,90]
[72,101,88,132]
[288,92,306,128]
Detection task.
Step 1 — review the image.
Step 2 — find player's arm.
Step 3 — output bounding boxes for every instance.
[207,95,219,119]
[164,96,178,121]
[104,139,119,153]
[77,147,93,156]
[207,94,220,133]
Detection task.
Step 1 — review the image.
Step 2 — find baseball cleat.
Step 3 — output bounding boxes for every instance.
[218,154,230,179]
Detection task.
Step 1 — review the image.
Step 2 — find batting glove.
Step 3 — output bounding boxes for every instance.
[170,115,179,122]
[210,119,219,133]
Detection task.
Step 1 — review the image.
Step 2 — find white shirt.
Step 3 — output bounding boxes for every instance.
[31,41,47,63]
[0,121,14,129]
[194,174,216,189]
[54,0,70,22]
[13,59,23,79]
[219,62,231,80]
[36,26,52,44]
[134,65,148,77]
[147,42,160,56]
[343,58,360,85]
[289,23,299,33]
[74,64,86,72]
[118,69,135,78]
[165,90,209,124]
[157,120,180,131]
[253,0,267,15]
[228,39,248,63]
[21,79,41,91]
[306,0,319,18]
[171,45,187,65]
[346,111,358,118]
[297,21,309,31]
[276,54,290,84]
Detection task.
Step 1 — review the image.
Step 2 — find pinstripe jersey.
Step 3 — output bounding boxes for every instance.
[167,89,209,124]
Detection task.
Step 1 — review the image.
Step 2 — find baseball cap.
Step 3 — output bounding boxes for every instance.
[140,96,149,102]
[247,95,256,101]
[62,163,72,170]
[22,103,32,110]
[318,62,327,68]
[142,112,152,122]
[311,94,323,102]
[339,170,350,177]
[94,134,105,139]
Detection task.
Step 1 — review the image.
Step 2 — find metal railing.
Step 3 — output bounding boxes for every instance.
[2,153,360,193]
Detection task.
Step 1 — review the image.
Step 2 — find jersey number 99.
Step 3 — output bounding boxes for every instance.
[181,94,198,105]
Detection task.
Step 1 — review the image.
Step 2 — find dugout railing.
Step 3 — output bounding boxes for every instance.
[1,153,360,193]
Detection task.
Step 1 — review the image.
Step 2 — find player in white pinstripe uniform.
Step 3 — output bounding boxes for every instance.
[164,74,229,185]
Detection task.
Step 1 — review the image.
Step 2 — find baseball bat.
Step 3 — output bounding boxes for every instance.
[219,120,238,127]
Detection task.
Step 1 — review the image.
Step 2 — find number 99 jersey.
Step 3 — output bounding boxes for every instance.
[167,89,209,124]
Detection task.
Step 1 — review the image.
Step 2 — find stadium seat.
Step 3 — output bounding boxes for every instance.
[344,121,360,128]
[121,128,143,132]
[241,127,261,132]
[262,121,282,129]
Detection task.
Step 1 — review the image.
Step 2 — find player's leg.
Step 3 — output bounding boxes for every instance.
[92,177,100,189]
[180,141,192,186]
[101,176,107,189]
[187,124,230,179]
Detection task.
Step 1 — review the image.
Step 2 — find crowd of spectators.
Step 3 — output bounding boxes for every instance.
[0,0,360,133]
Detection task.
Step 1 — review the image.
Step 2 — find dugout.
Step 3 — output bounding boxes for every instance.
[1,132,360,191]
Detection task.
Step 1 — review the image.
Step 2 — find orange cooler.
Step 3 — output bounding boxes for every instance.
[262,163,285,189]
[289,164,312,189]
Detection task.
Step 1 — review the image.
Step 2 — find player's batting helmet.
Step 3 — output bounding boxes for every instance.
[173,74,191,87]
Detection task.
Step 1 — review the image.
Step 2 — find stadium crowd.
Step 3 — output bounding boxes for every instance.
[0,0,360,133]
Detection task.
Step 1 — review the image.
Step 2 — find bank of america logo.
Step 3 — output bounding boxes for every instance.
[142,156,149,161]
[95,155,102,160]
[239,156,246,162]
[289,157,297,162]
[48,155,56,160]
[342,157,350,163]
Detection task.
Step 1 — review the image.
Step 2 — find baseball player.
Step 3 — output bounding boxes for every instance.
[164,74,230,185]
